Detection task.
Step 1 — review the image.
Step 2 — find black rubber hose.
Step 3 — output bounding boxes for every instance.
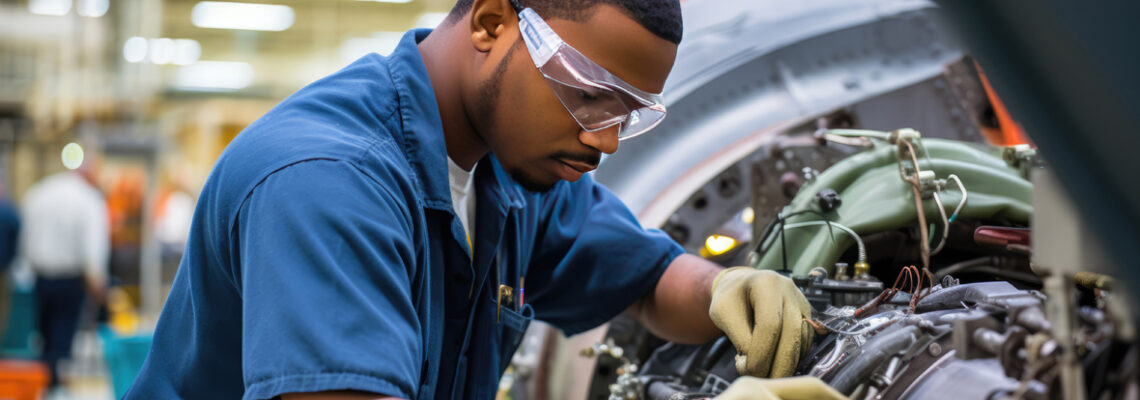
[828,325,919,395]
[702,337,734,371]
[934,256,996,280]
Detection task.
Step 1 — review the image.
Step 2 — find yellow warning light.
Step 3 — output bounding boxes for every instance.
[702,234,738,258]
[741,207,755,224]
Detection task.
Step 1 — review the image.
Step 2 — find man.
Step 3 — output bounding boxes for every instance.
[128,0,842,399]
[22,158,109,389]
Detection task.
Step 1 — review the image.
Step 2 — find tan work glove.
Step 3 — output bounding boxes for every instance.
[709,267,814,378]
[716,376,848,400]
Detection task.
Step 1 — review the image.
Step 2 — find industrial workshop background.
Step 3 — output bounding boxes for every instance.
[1,0,1139,399]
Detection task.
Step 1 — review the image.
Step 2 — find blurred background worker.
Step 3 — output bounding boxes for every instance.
[21,153,109,392]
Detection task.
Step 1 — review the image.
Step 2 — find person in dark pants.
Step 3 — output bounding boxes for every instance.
[22,161,109,389]
[33,277,85,385]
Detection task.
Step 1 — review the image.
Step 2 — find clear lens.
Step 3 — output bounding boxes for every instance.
[519,7,668,140]
[544,78,629,130]
[539,51,667,137]
[617,105,667,140]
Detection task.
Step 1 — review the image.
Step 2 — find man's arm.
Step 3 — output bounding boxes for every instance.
[237,160,423,399]
[626,253,724,344]
[627,255,815,378]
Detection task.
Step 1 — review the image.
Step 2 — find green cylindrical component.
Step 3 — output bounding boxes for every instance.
[752,138,1033,276]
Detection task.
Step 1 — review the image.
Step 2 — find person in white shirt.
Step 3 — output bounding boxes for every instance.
[21,162,109,388]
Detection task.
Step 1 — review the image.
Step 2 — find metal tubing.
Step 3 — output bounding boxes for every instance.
[829,325,919,395]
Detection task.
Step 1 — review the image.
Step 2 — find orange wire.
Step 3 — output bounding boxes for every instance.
[857,266,916,317]
[917,268,936,303]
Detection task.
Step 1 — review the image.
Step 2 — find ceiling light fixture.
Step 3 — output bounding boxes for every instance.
[123,36,148,63]
[191,1,295,31]
[149,38,177,64]
[77,0,108,17]
[174,61,254,91]
[28,0,71,16]
[173,39,202,66]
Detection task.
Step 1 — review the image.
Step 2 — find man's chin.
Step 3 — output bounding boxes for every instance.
[508,169,559,193]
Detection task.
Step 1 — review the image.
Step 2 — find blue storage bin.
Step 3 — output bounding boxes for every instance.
[98,326,152,399]
[1,286,38,359]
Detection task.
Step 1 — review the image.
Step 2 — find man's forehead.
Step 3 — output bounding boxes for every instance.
[541,5,677,94]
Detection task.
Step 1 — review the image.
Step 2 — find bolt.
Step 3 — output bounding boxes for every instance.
[928,342,943,356]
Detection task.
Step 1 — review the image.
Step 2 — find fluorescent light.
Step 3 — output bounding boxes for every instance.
[173,39,202,66]
[149,38,176,64]
[125,37,200,65]
[29,0,71,16]
[356,0,413,3]
[414,12,448,29]
[123,36,148,63]
[191,1,294,31]
[77,0,107,17]
[174,61,254,91]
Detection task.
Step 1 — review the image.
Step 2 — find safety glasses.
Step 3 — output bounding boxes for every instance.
[516,7,668,141]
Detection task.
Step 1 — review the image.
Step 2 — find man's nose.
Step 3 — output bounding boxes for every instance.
[579,125,619,155]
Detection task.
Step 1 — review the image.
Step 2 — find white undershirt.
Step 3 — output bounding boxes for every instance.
[447,157,477,251]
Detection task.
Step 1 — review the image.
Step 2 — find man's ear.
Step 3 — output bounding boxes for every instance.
[469,0,514,53]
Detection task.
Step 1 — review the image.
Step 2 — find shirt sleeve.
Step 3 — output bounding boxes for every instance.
[523,175,684,335]
[235,159,421,400]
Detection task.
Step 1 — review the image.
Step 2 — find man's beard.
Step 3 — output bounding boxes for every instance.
[476,41,560,193]
[509,165,559,193]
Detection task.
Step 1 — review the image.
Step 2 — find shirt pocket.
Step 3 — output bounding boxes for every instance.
[469,291,534,399]
[495,302,533,373]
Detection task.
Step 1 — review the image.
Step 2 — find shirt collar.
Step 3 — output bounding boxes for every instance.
[387,29,524,211]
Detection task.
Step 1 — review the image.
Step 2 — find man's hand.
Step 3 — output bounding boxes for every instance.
[716,376,847,400]
[709,267,813,377]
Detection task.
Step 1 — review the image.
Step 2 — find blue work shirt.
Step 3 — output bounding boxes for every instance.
[127,29,682,400]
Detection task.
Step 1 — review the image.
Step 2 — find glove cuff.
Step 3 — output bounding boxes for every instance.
[711,266,753,293]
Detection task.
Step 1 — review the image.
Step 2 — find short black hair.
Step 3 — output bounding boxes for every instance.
[446,0,683,44]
